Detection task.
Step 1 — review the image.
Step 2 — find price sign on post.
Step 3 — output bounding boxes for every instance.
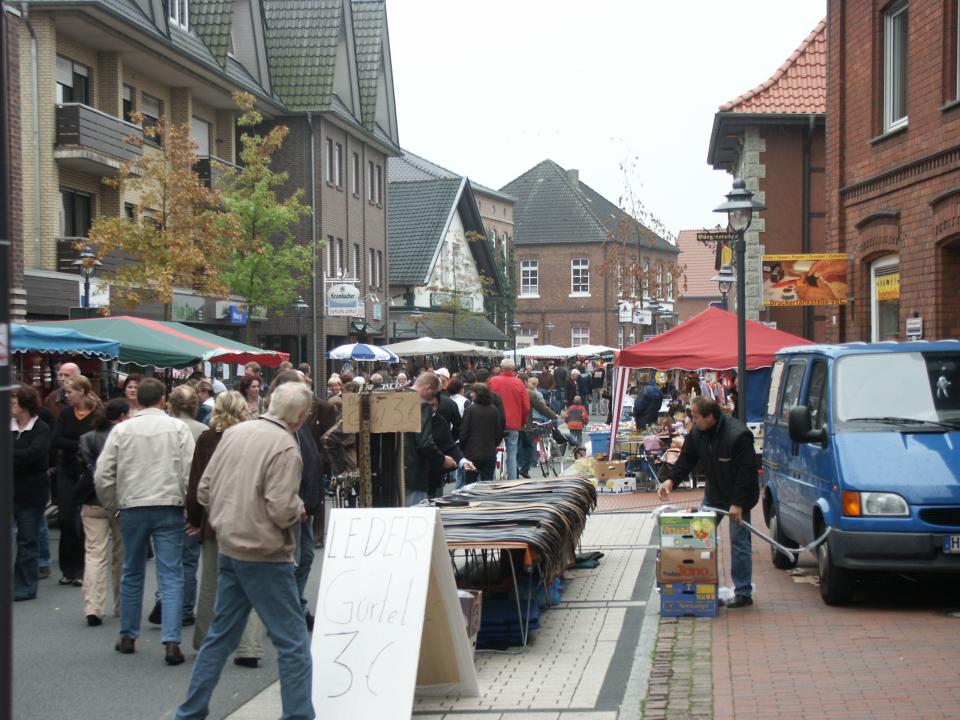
[312,508,478,718]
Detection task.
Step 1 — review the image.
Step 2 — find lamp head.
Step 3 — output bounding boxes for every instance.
[713,178,765,233]
[75,245,101,279]
[711,264,736,295]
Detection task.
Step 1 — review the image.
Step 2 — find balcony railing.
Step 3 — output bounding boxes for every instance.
[55,103,143,174]
[57,237,87,275]
[194,155,239,190]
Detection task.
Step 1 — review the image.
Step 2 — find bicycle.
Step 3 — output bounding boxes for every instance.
[532,421,563,477]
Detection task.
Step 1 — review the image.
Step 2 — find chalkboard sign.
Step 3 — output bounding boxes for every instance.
[311,508,479,718]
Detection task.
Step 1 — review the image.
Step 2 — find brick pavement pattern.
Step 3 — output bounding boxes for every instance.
[643,617,712,720]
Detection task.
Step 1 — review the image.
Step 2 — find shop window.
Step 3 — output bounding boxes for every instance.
[871,254,900,340]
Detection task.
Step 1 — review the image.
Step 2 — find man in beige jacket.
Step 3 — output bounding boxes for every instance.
[176,381,314,720]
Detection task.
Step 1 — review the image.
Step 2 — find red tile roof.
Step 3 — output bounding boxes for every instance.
[677,229,723,298]
[720,19,826,115]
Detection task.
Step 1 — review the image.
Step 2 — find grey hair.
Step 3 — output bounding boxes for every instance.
[267,381,313,425]
[501,358,516,371]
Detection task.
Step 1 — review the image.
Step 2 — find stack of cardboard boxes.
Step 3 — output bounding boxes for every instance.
[656,511,719,617]
[589,459,636,494]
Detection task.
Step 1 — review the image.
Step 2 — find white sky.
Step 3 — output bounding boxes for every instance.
[385,0,827,240]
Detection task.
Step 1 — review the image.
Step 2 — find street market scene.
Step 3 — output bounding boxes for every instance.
[2,1,960,720]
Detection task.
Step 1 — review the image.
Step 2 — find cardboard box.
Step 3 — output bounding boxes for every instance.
[658,511,717,549]
[656,548,718,583]
[458,589,483,654]
[659,582,718,617]
[594,460,629,481]
[588,476,637,494]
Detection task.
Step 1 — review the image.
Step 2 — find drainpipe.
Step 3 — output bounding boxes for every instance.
[22,2,41,268]
[307,112,319,381]
[802,114,814,340]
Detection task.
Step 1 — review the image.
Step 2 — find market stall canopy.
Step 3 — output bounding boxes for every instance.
[12,324,120,359]
[516,344,573,359]
[382,336,501,358]
[328,343,399,363]
[569,344,616,357]
[615,307,812,370]
[30,316,288,369]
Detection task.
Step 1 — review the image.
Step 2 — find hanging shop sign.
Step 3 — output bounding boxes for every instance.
[327,282,362,317]
[762,254,849,307]
[632,308,652,325]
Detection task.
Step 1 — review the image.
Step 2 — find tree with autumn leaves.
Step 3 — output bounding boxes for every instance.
[89,92,314,337]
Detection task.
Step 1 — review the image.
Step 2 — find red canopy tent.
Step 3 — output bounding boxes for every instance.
[615,307,812,370]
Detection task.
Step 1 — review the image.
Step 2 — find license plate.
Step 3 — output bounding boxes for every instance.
[944,535,960,554]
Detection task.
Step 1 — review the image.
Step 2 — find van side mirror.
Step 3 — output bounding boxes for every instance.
[788,406,827,446]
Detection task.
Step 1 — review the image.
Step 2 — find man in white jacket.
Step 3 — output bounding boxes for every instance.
[95,377,196,665]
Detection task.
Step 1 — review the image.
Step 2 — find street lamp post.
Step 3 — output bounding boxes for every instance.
[714,178,766,422]
[545,320,554,345]
[73,245,101,316]
[711,264,736,311]
[510,319,521,365]
[294,295,309,366]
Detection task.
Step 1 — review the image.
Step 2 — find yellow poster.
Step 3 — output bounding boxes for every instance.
[875,272,900,301]
[762,254,849,307]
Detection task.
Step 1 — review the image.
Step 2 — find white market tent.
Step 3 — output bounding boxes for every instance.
[382,336,502,358]
[515,344,573,359]
[569,344,616,356]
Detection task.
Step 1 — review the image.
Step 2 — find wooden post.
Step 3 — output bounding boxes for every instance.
[358,392,373,507]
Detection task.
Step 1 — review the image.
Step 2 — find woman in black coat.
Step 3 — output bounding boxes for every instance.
[459,383,505,484]
[51,375,101,586]
[12,384,52,601]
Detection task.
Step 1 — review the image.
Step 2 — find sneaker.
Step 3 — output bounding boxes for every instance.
[86,614,103,627]
[115,635,136,654]
[148,600,162,625]
[233,656,259,669]
[59,576,82,587]
[164,642,185,666]
[722,595,754,609]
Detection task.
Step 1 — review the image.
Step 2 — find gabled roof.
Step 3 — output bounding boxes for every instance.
[388,178,464,285]
[190,0,233,66]
[720,19,826,115]
[500,160,677,252]
[351,0,385,128]
[389,150,516,203]
[263,0,343,111]
[676,229,722,298]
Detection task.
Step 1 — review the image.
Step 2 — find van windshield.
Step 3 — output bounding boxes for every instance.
[836,352,960,426]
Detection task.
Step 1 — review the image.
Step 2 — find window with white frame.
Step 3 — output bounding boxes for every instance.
[656,264,664,299]
[336,238,345,275]
[667,270,674,301]
[352,152,360,196]
[642,259,650,296]
[376,250,383,288]
[169,0,189,29]
[325,139,334,183]
[190,116,210,157]
[367,160,375,201]
[571,258,589,295]
[883,1,908,131]
[335,143,343,188]
[520,259,539,296]
[571,325,590,346]
[368,248,375,287]
[618,326,624,348]
[352,243,360,279]
[141,93,162,146]
[325,235,334,277]
[519,326,538,342]
[375,164,383,205]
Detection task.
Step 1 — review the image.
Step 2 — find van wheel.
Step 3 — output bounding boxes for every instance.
[770,510,798,570]
[817,535,853,606]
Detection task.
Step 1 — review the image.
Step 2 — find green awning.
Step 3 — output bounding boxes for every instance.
[30,316,289,369]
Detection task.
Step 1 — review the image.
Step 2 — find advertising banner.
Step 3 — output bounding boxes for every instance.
[327,282,362,317]
[762,254,848,307]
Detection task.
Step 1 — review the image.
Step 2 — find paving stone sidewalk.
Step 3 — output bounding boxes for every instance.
[642,617,712,720]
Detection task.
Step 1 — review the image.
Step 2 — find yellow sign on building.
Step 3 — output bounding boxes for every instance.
[875,272,900,301]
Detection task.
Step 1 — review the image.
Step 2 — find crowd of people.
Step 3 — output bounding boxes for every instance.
[10,352,611,718]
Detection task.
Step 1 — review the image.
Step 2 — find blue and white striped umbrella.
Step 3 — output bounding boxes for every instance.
[327,342,399,363]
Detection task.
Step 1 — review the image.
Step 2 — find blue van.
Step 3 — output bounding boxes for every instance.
[762,341,960,605]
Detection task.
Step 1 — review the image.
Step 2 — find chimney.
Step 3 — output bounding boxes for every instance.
[566,168,579,186]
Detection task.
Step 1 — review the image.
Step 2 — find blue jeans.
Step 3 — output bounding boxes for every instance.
[517,431,534,474]
[38,516,51,570]
[504,430,520,480]
[293,519,314,614]
[13,505,45,600]
[405,489,428,506]
[176,555,313,720]
[703,503,753,598]
[118,506,184,643]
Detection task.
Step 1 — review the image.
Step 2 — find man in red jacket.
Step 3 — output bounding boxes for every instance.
[488,358,530,479]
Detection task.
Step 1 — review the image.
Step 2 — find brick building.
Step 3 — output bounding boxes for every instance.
[13,0,398,381]
[501,160,679,349]
[707,20,829,340]
[826,0,960,341]
[4,6,24,320]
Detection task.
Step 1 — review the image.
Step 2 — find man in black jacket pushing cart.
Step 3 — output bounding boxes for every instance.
[658,397,759,609]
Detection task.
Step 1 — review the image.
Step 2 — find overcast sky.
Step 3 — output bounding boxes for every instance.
[385,0,826,240]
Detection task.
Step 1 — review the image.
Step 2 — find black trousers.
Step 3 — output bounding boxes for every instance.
[56,464,85,579]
